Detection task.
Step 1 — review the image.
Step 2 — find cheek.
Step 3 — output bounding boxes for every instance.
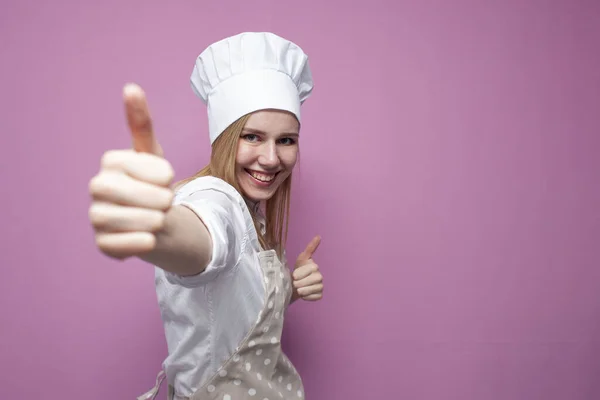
[281,148,298,169]
[236,144,253,166]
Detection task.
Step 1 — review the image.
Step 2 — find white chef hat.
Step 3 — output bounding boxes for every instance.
[190,32,314,144]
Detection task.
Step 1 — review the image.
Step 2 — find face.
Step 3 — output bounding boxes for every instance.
[236,109,300,202]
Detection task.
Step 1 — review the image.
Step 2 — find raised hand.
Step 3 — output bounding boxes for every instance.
[88,83,175,259]
[292,236,324,302]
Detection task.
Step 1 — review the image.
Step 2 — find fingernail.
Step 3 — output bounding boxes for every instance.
[123,83,143,97]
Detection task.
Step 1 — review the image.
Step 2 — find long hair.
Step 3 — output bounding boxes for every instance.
[175,113,292,258]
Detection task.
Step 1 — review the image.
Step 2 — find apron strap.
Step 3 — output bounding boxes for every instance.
[136,370,166,400]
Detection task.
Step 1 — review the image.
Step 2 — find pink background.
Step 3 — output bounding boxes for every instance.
[1,0,599,399]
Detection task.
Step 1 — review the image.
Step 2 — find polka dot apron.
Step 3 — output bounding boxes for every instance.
[137,223,305,400]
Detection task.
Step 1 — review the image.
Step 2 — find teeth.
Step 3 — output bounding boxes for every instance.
[249,171,275,182]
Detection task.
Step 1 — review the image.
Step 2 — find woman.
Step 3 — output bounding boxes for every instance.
[88,32,323,400]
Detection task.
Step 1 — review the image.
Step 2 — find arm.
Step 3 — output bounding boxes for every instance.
[89,84,237,277]
[138,204,213,277]
[139,185,246,279]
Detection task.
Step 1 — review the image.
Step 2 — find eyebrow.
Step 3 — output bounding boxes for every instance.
[242,128,299,137]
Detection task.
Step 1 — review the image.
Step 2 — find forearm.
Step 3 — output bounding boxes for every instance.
[138,204,212,276]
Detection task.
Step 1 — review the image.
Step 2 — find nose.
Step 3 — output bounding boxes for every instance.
[258,141,279,169]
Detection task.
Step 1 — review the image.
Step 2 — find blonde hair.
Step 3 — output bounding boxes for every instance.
[175,113,292,258]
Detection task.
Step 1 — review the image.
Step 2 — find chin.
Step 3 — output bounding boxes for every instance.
[240,186,277,203]
[239,179,284,203]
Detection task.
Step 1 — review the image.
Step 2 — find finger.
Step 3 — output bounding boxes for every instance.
[292,263,317,281]
[101,150,174,186]
[293,271,322,289]
[89,171,174,210]
[89,202,166,233]
[95,231,156,258]
[297,283,323,298]
[300,290,323,301]
[123,83,162,156]
[302,294,323,301]
[297,235,321,264]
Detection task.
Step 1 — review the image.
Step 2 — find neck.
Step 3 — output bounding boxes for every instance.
[244,197,261,214]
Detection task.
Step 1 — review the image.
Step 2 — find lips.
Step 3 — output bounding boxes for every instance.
[245,169,279,184]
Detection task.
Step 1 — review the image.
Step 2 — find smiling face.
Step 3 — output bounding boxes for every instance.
[235,109,300,202]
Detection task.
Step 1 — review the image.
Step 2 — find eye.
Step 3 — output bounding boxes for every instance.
[242,134,259,142]
[278,137,297,145]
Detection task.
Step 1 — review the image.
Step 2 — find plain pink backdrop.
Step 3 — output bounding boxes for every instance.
[1,0,599,399]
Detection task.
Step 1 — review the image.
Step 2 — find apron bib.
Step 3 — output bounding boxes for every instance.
[138,249,304,400]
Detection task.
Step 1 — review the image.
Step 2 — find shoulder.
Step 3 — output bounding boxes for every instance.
[165,176,257,286]
[173,176,256,247]
[174,176,245,208]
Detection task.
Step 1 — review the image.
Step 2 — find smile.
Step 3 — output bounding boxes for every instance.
[245,169,279,184]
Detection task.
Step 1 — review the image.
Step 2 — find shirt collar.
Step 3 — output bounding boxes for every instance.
[245,198,266,235]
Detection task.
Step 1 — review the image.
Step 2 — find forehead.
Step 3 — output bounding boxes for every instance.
[244,109,299,134]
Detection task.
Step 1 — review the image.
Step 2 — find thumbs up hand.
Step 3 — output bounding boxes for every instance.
[88,83,175,259]
[292,236,324,302]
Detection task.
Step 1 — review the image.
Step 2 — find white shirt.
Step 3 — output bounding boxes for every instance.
[154,176,265,398]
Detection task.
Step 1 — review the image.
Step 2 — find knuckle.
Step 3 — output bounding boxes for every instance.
[141,233,157,252]
[100,150,119,168]
[102,150,135,173]
[137,117,153,133]
[88,204,105,228]
[162,161,175,183]
[88,175,105,197]
[95,233,109,250]
[158,189,175,209]
[90,173,118,199]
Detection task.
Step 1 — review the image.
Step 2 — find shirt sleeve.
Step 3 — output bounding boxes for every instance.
[163,180,249,288]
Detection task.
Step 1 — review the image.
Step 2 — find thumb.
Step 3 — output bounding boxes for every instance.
[297,235,321,264]
[123,83,163,156]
